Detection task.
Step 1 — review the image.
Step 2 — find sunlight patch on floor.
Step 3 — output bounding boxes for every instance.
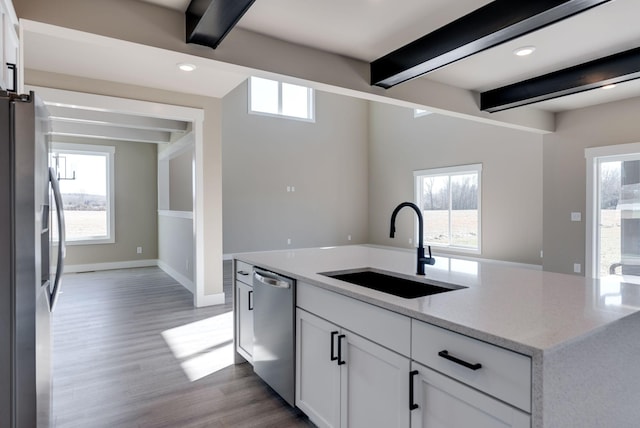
[161,311,234,381]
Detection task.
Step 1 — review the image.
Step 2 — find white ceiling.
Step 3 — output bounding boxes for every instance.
[26,0,640,114]
[136,0,640,112]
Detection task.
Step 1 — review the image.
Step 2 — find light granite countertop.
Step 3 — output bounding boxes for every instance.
[234,245,640,357]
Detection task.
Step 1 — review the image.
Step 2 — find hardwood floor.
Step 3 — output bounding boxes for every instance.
[52,263,314,428]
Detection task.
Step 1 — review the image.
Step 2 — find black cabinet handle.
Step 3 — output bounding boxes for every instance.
[237,270,250,276]
[438,350,482,371]
[337,334,346,365]
[6,63,17,93]
[409,370,419,411]
[330,331,339,361]
[248,290,253,311]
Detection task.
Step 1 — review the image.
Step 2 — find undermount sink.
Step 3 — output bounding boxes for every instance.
[320,268,466,299]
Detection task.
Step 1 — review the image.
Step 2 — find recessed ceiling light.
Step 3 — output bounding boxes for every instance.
[514,46,536,57]
[602,84,617,90]
[177,63,196,72]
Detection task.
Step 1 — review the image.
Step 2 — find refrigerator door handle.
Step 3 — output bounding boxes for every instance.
[49,167,66,311]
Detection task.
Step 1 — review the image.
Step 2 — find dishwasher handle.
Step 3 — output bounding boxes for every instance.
[254,271,291,289]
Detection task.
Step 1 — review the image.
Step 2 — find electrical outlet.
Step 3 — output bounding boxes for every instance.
[573,263,581,273]
[540,250,544,258]
[136,246,143,254]
[287,238,291,245]
[571,212,582,222]
[291,186,295,192]
[347,234,352,241]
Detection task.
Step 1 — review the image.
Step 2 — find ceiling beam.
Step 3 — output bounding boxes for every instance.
[480,47,640,112]
[370,0,611,89]
[186,0,256,49]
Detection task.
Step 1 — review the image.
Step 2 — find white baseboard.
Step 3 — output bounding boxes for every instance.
[64,259,158,274]
[196,292,226,307]
[157,260,195,293]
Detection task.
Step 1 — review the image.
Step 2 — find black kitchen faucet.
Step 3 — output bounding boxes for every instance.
[389,202,436,275]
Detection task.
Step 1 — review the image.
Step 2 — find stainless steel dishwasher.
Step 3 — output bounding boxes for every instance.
[252,267,296,406]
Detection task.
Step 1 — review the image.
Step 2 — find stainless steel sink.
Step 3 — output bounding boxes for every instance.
[320,267,466,299]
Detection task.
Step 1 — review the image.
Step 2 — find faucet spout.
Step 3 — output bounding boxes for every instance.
[389,202,435,275]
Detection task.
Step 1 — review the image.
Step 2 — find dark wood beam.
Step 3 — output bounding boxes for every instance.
[370,0,611,89]
[186,0,256,49]
[480,47,640,112]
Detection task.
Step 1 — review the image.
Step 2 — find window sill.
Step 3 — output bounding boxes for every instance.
[55,237,115,246]
[428,244,481,256]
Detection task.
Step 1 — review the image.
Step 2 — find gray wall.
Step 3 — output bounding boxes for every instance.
[543,97,640,275]
[368,103,544,265]
[55,137,158,266]
[169,149,193,212]
[222,81,369,254]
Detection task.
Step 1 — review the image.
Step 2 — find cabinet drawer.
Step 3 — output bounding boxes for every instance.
[235,260,253,285]
[297,282,410,356]
[412,319,531,412]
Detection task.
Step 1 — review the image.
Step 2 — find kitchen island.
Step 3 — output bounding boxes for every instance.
[234,245,640,427]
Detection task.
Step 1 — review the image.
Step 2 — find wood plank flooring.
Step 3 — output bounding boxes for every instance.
[52,263,314,428]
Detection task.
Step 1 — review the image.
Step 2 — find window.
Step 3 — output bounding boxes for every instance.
[50,143,115,244]
[414,108,432,117]
[586,142,640,278]
[249,76,315,121]
[414,164,482,252]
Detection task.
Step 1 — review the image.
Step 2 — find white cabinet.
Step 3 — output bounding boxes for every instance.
[411,319,531,413]
[296,308,410,428]
[410,361,530,428]
[234,261,254,363]
[296,309,341,428]
[0,0,19,92]
[295,282,532,428]
[236,281,253,362]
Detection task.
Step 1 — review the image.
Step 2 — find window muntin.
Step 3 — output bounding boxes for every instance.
[50,143,115,244]
[414,164,481,252]
[249,76,314,121]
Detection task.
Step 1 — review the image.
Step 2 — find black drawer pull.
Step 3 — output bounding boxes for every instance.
[330,331,339,361]
[248,290,253,311]
[337,334,346,365]
[409,370,419,411]
[237,270,250,276]
[438,350,482,371]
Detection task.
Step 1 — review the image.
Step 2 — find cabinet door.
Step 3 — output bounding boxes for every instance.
[0,4,6,90]
[236,281,254,362]
[410,361,530,428]
[4,18,18,90]
[341,331,411,428]
[296,309,341,428]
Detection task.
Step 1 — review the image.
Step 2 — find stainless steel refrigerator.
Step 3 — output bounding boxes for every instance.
[0,91,66,428]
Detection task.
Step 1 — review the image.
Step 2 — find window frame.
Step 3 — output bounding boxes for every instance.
[585,142,640,278]
[413,163,482,254]
[248,76,315,122]
[50,142,115,245]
